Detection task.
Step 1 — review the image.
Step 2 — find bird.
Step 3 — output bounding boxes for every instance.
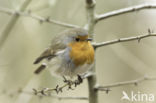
[33,28,95,79]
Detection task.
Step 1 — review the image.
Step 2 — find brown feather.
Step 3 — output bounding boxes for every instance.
[34,64,46,74]
[33,48,53,64]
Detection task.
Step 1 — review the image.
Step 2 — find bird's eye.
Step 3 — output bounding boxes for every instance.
[75,38,80,42]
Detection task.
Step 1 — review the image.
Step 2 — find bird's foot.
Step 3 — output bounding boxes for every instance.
[74,75,83,87]
[62,75,83,89]
[62,76,74,90]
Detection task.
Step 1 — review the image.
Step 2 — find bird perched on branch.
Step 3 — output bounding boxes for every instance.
[33,28,94,80]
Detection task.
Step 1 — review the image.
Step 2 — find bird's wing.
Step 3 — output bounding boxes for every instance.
[33,47,54,64]
[33,29,72,64]
[34,34,67,64]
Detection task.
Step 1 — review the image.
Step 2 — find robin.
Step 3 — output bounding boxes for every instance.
[33,28,94,80]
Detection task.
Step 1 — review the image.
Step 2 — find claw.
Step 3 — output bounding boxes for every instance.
[77,75,83,83]
[63,76,67,82]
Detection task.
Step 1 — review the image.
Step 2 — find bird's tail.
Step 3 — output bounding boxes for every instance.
[34,63,47,74]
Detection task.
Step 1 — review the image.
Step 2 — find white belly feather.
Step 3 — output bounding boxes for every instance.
[45,49,93,78]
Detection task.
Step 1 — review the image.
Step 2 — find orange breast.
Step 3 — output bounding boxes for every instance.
[68,41,94,66]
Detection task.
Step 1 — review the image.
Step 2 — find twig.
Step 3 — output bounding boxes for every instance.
[33,75,87,95]
[95,75,156,92]
[0,0,33,50]
[96,3,156,22]
[93,32,156,48]
[85,0,96,38]
[0,7,79,28]
[1,88,88,100]
[33,84,68,95]
[49,95,88,100]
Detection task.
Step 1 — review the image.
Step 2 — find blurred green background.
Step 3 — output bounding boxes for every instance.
[0,0,156,103]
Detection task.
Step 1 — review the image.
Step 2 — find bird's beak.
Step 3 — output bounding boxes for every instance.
[87,38,93,41]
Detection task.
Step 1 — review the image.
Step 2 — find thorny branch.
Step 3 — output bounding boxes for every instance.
[0,7,79,28]
[1,74,93,101]
[33,73,93,95]
[96,3,156,22]
[1,88,88,100]
[95,75,156,92]
[33,79,80,95]
[93,29,156,49]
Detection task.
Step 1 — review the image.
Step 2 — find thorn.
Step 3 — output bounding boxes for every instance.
[27,9,32,14]
[67,85,74,90]
[148,28,151,34]
[77,75,83,84]
[118,39,121,42]
[41,89,45,95]
[55,85,59,94]
[134,81,138,86]
[17,88,22,93]
[45,16,50,22]
[39,20,44,24]
[105,88,111,94]
[32,88,38,95]
[132,8,136,11]
[137,36,141,43]
[56,85,59,89]
[63,76,67,83]
[14,11,19,16]
[41,88,49,95]
[59,88,63,93]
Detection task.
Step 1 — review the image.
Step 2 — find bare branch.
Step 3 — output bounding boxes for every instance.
[95,75,156,92]
[93,32,156,48]
[0,7,79,28]
[33,75,88,95]
[0,0,33,51]
[1,88,88,100]
[96,3,156,22]
[85,0,96,38]
[49,95,88,100]
[85,0,98,103]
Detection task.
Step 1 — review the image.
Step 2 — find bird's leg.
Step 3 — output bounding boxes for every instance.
[62,75,83,88]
